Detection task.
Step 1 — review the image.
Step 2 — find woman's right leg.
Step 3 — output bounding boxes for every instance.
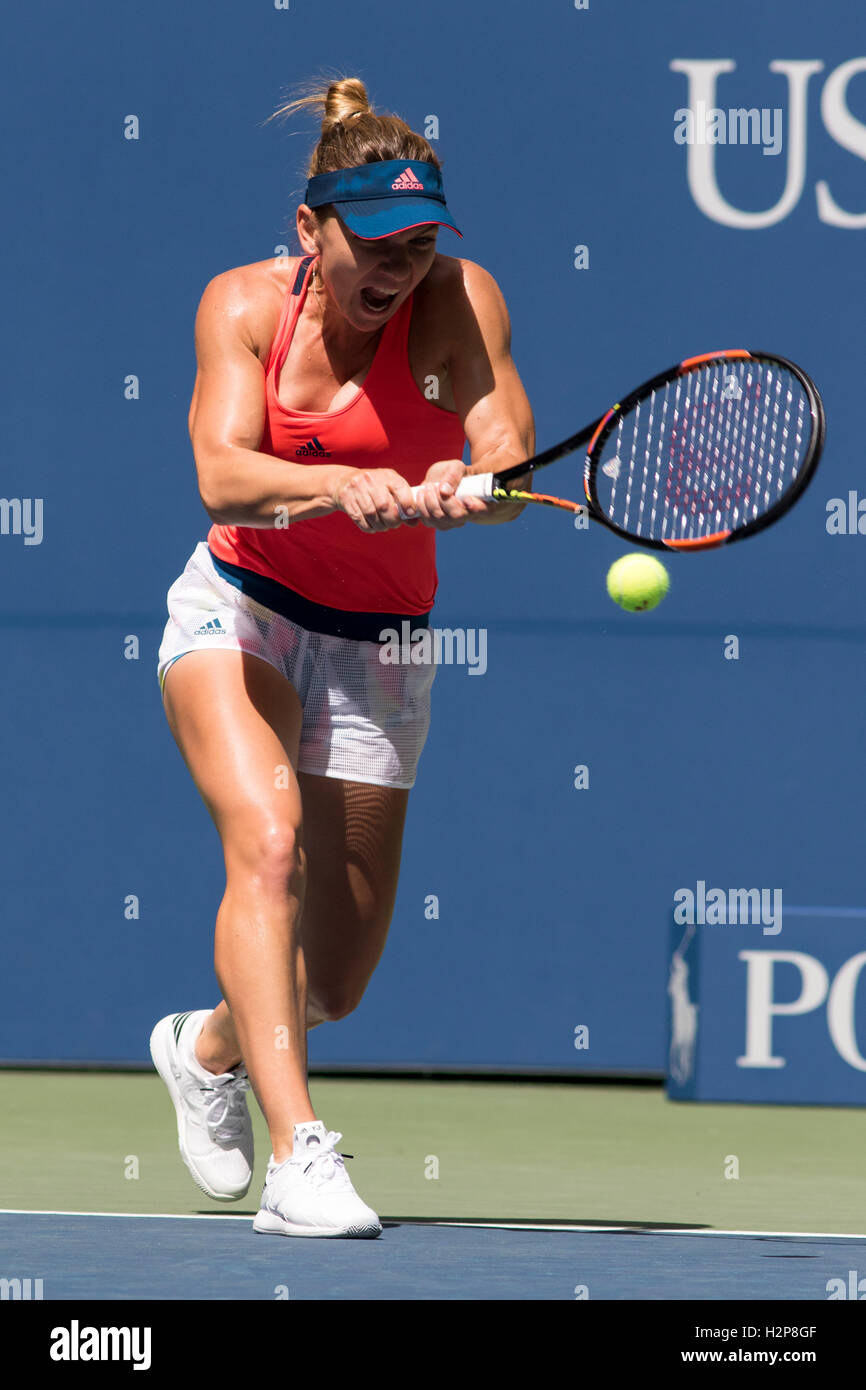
[162,647,316,1164]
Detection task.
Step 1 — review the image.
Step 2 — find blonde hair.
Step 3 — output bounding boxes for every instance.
[269,74,441,182]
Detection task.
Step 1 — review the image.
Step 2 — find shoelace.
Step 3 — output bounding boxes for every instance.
[199,1073,251,1144]
[299,1131,355,1189]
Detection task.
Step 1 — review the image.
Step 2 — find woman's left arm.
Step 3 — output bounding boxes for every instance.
[414,259,536,528]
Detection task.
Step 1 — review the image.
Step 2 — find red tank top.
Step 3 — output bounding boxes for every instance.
[208,254,466,614]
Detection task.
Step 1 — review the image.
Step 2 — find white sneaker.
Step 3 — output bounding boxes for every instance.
[149,1010,254,1202]
[253,1121,382,1238]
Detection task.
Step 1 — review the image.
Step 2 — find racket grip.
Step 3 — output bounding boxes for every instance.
[450,473,496,500]
[398,473,496,519]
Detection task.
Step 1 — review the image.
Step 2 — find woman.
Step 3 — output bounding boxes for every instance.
[149,77,534,1239]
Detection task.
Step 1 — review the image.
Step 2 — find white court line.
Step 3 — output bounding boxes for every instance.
[0,1209,864,1239]
[0,1209,253,1221]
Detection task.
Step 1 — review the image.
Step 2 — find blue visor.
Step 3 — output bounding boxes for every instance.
[305,159,462,240]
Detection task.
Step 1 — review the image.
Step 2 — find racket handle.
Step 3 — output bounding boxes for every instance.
[399,473,496,519]
[450,473,496,500]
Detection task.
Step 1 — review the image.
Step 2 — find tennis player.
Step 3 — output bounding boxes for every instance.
[149,77,534,1238]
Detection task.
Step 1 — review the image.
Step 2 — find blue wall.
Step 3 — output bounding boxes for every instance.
[2,0,864,1070]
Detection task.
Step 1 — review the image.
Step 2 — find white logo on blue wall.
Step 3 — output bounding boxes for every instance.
[668,924,698,1084]
[738,950,866,1071]
[671,58,866,228]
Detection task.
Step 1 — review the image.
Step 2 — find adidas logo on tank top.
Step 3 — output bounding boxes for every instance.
[295,436,331,457]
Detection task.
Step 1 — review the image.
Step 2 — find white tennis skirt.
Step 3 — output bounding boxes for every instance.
[157,543,435,789]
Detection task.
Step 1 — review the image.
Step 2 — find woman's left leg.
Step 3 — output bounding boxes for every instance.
[296,773,410,1023]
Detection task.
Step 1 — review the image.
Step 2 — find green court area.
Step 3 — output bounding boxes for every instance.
[1,1072,862,1234]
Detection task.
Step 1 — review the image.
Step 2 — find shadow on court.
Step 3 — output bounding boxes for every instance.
[193,1212,711,1229]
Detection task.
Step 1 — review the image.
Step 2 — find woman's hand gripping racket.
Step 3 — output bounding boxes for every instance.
[409,351,825,551]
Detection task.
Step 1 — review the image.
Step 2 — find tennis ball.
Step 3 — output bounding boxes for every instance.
[606,552,670,612]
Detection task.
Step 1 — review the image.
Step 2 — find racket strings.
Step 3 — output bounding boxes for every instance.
[595,361,810,541]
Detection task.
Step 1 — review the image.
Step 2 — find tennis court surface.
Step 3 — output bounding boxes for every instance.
[2,1072,863,1301]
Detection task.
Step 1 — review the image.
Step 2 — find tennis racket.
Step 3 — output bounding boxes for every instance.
[409,350,825,551]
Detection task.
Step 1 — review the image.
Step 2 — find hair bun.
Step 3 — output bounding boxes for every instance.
[323,78,371,133]
[267,74,439,181]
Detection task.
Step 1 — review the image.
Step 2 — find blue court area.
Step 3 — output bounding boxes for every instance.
[2,1214,862,1301]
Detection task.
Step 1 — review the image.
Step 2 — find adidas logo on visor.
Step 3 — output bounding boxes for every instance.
[391,166,424,191]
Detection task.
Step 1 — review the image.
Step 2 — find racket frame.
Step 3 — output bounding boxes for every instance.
[491,350,826,552]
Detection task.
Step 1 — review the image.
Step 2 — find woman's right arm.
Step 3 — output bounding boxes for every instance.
[189,268,417,532]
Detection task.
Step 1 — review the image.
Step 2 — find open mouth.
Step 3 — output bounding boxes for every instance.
[360,286,399,314]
